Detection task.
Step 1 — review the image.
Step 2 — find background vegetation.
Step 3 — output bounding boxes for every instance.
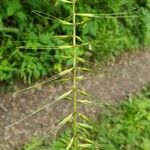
[0,0,150,83]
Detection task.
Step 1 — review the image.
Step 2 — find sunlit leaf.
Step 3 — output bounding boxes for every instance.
[12,68,73,94]
[56,89,73,101]
[66,137,74,150]
[78,99,92,104]
[78,89,89,96]
[76,76,84,80]
[56,0,73,6]
[78,143,92,148]
[78,122,93,129]
[78,113,90,122]
[78,67,92,72]
[7,90,72,128]
[33,10,72,25]
[26,113,73,150]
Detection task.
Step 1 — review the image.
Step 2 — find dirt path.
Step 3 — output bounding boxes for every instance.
[83,48,150,101]
[0,48,150,150]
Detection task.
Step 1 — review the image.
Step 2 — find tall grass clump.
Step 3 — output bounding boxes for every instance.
[7,0,139,150]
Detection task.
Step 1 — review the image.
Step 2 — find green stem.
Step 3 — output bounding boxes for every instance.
[72,0,77,149]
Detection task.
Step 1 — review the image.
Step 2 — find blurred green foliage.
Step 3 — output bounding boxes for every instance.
[22,87,150,150]
[0,0,150,83]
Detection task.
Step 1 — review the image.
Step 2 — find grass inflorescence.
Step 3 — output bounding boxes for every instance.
[22,87,150,150]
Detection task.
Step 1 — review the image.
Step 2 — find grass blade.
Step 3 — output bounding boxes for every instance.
[12,68,73,94]
[0,27,19,33]
[78,122,93,129]
[76,9,139,18]
[78,99,92,105]
[18,42,89,50]
[53,35,83,42]
[78,113,91,122]
[66,137,74,150]
[56,0,73,6]
[7,90,72,128]
[33,10,72,25]
[76,76,84,80]
[26,113,73,150]
[78,89,89,96]
[78,67,92,72]
[56,89,72,101]
[78,144,92,148]
[79,136,94,144]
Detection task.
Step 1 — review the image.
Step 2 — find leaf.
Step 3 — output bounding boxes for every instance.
[57,19,73,25]
[78,67,91,72]
[0,27,19,33]
[56,89,73,101]
[79,136,93,144]
[18,45,72,50]
[76,11,139,18]
[78,99,92,105]
[12,68,73,94]
[33,69,40,79]
[77,57,86,63]
[76,76,84,80]
[54,63,62,72]
[53,35,83,42]
[78,123,93,129]
[33,10,72,25]
[78,89,89,96]
[56,0,73,6]
[18,42,89,50]
[26,113,73,150]
[57,113,73,127]
[78,144,92,148]
[7,90,72,128]
[58,68,73,76]
[78,113,90,122]
[6,0,21,16]
[66,137,74,150]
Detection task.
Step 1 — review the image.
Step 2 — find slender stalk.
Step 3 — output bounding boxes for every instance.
[72,0,78,149]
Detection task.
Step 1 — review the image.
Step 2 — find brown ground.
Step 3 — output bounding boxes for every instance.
[0,48,150,150]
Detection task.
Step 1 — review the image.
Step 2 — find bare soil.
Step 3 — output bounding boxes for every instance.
[0,48,150,150]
